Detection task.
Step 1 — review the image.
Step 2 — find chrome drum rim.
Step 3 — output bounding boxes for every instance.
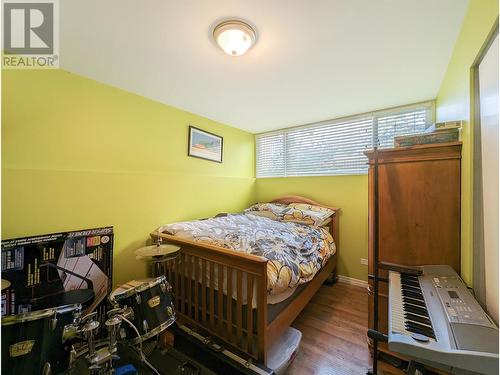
[1,304,81,326]
[109,275,167,303]
[128,316,175,344]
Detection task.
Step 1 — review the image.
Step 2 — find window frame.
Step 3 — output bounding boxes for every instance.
[255,100,435,178]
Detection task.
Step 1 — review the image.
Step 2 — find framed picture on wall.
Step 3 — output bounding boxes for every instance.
[188,126,223,163]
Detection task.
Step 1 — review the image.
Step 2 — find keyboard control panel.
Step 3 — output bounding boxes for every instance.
[432,276,494,327]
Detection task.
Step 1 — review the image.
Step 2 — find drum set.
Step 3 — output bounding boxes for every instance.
[1,242,181,375]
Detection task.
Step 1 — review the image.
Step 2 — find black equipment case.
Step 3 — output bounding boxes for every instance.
[173,324,275,375]
[71,343,218,375]
[148,346,218,375]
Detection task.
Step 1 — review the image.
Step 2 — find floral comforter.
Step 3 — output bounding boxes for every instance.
[160,213,336,297]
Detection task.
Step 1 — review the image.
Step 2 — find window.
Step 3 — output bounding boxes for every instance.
[256,101,434,177]
[255,133,285,177]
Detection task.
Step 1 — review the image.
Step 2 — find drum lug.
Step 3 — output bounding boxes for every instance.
[124,306,134,320]
[143,319,149,333]
[72,305,82,322]
[50,317,58,331]
[167,306,174,317]
[135,294,142,304]
[42,362,51,375]
[161,281,172,293]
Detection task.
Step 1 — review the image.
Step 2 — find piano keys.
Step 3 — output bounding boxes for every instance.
[388,265,499,375]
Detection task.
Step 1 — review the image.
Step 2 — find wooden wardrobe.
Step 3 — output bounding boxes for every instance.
[365,142,462,358]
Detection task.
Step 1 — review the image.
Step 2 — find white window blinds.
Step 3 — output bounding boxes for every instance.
[255,133,285,177]
[285,117,373,176]
[256,102,433,178]
[376,107,430,149]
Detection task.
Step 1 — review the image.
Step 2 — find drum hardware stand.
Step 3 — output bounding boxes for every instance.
[117,313,161,375]
[105,315,122,358]
[64,310,126,375]
[80,312,111,374]
[105,307,134,341]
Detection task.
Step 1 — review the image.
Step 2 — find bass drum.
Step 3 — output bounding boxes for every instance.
[1,304,81,375]
[109,276,175,344]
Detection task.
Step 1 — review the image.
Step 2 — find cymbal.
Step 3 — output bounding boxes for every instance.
[134,244,180,258]
[1,279,11,290]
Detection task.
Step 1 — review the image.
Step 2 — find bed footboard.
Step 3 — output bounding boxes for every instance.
[151,232,269,363]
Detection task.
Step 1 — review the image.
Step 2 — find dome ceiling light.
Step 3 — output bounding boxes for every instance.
[212,19,257,57]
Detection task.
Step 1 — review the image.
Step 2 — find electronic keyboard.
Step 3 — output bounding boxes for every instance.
[389,265,499,375]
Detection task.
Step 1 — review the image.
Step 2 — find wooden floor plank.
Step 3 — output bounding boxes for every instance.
[287,282,404,375]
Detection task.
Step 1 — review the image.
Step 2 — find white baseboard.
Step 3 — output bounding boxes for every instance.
[337,275,368,288]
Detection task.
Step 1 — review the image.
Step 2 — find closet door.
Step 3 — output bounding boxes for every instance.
[479,33,499,324]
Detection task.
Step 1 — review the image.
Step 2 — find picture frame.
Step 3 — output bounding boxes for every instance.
[188,126,223,163]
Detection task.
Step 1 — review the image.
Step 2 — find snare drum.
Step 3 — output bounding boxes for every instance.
[1,304,81,375]
[109,276,175,344]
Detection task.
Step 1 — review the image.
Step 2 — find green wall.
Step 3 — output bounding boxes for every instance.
[436,0,498,285]
[2,69,255,286]
[255,176,369,281]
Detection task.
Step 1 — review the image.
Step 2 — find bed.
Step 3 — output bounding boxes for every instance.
[151,195,340,366]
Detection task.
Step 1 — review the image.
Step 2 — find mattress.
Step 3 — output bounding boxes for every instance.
[160,213,336,305]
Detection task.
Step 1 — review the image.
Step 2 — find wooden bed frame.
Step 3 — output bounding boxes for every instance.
[151,195,340,366]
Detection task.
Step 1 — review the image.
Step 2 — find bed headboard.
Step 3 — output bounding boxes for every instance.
[270,195,340,248]
[270,195,340,212]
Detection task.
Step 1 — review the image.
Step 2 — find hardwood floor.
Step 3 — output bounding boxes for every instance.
[287,282,404,375]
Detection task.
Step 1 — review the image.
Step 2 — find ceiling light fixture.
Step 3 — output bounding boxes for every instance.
[212,19,257,56]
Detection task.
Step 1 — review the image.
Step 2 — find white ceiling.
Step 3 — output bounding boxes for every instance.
[60,0,467,133]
